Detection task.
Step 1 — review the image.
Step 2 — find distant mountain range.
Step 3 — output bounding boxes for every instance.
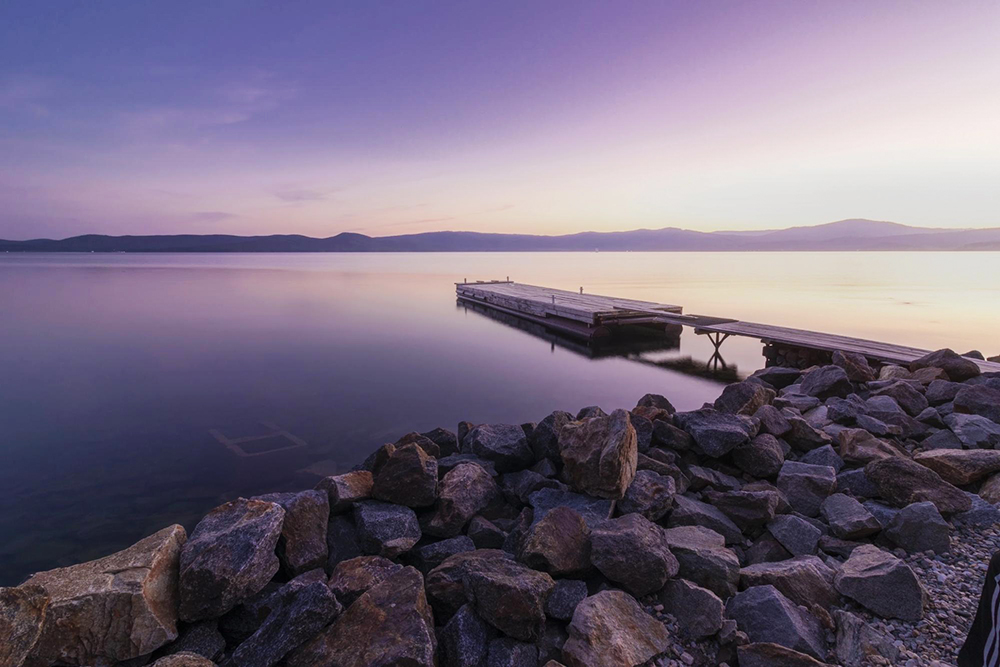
[2,219,999,252]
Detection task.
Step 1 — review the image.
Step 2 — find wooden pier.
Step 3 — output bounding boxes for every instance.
[457,280,1000,372]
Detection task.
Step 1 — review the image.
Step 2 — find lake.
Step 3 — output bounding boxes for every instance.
[1,251,998,584]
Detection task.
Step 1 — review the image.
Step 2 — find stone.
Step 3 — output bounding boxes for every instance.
[663,525,740,598]
[737,643,834,667]
[864,456,972,514]
[468,516,506,549]
[353,500,421,558]
[326,514,362,572]
[751,366,802,390]
[561,591,670,667]
[576,405,607,419]
[558,408,637,499]
[832,350,876,383]
[372,442,438,507]
[725,585,826,659]
[426,462,501,537]
[799,365,852,399]
[426,549,513,619]
[438,604,494,667]
[914,448,1000,485]
[328,555,403,606]
[754,404,793,437]
[629,413,653,453]
[395,431,442,458]
[636,392,677,412]
[0,585,47,667]
[179,499,284,622]
[912,366,952,384]
[783,414,833,451]
[871,381,928,417]
[230,574,341,667]
[835,468,878,499]
[879,364,912,380]
[861,500,899,528]
[486,638,537,667]
[704,488,780,531]
[519,506,591,576]
[833,544,925,620]
[527,487,614,530]
[315,470,373,513]
[776,461,836,517]
[817,535,863,559]
[825,394,868,424]
[438,454,497,477]
[651,420,695,451]
[668,494,743,544]
[819,494,880,540]
[466,423,535,473]
[411,536,476,575]
[946,412,1000,448]
[747,532,793,565]
[152,653,216,667]
[152,620,225,662]
[255,490,329,576]
[909,348,981,382]
[463,556,555,642]
[774,394,821,413]
[618,469,675,521]
[501,507,534,556]
[422,426,460,456]
[658,579,724,639]
[767,514,821,556]
[884,501,950,554]
[545,579,588,621]
[980,472,1000,503]
[590,513,678,596]
[24,525,185,665]
[530,411,574,461]
[287,567,435,667]
[674,408,758,457]
[732,433,785,478]
[739,556,839,609]
[926,379,964,405]
[800,444,844,472]
[501,469,563,504]
[921,428,964,450]
[837,429,900,465]
[833,609,899,666]
[955,491,1000,527]
[714,380,776,415]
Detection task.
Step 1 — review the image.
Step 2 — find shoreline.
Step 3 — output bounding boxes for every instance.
[4,347,1000,666]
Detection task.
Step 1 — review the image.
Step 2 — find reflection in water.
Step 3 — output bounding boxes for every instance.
[1,251,997,583]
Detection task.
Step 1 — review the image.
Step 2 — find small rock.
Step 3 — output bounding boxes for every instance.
[799,365,852,400]
[519,506,591,576]
[884,501,950,554]
[425,462,501,537]
[411,535,476,574]
[767,514,822,556]
[663,525,740,598]
[731,433,786,478]
[466,423,535,473]
[618,469,675,521]
[315,470,373,513]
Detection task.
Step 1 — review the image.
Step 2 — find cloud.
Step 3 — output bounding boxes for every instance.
[274,188,330,202]
[0,75,52,116]
[192,211,238,222]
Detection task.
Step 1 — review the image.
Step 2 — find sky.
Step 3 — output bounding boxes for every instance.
[1,1,999,240]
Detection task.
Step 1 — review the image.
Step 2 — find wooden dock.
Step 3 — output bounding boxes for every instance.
[457,280,1000,372]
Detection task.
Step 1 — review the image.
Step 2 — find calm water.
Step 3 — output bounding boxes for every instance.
[1,251,998,584]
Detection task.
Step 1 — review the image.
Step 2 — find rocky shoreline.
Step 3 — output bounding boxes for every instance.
[4,348,1000,667]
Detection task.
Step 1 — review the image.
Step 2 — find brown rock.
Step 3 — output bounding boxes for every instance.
[832,350,876,383]
[327,555,403,606]
[0,585,48,667]
[591,513,679,596]
[864,457,972,515]
[909,348,982,381]
[739,556,839,609]
[561,591,670,667]
[980,472,1000,503]
[372,442,438,507]
[425,462,501,537]
[24,524,186,665]
[463,556,555,642]
[558,409,638,499]
[737,643,835,667]
[838,429,902,465]
[255,490,330,576]
[151,652,217,667]
[519,506,591,576]
[426,549,513,619]
[913,448,1000,486]
[315,470,373,513]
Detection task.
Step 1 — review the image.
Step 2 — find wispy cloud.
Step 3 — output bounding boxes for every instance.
[192,211,238,222]
[0,75,52,116]
[274,188,332,202]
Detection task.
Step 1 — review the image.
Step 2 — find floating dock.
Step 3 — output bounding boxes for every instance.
[457,280,1000,372]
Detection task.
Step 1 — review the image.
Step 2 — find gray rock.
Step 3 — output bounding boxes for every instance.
[864,456,972,515]
[833,609,899,666]
[752,366,803,389]
[754,404,793,437]
[618,469,675,520]
[817,535,863,559]
[835,468,878,499]
[861,501,899,529]
[576,405,607,420]
[674,408,759,457]
[636,392,677,412]
[909,348,981,382]
[833,351,876,383]
[590,514,679,596]
[767,514,821,556]
[725,585,826,659]
[438,604,494,667]
[732,433,786,478]
[926,380,964,406]
[783,414,834,452]
[527,487,614,530]
[799,365,852,400]
[663,525,740,598]
[353,500,421,558]
[315,470,373,513]
[871,381,928,417]
[180,500,283,622]
[463,556,555,642]
[437,454,498,477]
[153,621,225,663]
[422,427,460,457]
[739,556,839,609]
[715,380,776,416]
[255,490,330,576]
[837,428,901,465]
[561,591,670,667]
[747,532,793,565]
[466,423,535,473]
[945,412,1000,449]
[468,516,506,549]
[328,555,403,606]
[917,406,946,427]
[519,506,591,576]
[658,579,724,639]
[884,501,950,554]
[411,536,476,574]
[954,492,1000,527]
[426,549,513,620]
[922,428,964,450]
[529,411,574,462]
[826,394,869,424]
[426,462,501,537]
[558,409,637,499]
[651,420,695,451]
[668,494,744,544]
[737,643,833,666]
[326,514,362,572]
[777,461,837,517]
[486,638,537,667]
[703,488,781,532]
[545,579,588,622]
[819,493,880,540]
[800,445,844,472]
[629,413,653,453]
[834,545,925,620]
[686,464,742,492]
[774,394,822,412]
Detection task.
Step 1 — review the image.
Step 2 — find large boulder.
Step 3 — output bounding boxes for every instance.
[426,549,513,619]
[466,424,535,473]
[255,490,329,576]
[617,469,675,520]
[884,501,951,554]
[463,556,555,641]
[833,609,899,666]
[180,499,284,622]
[799,365,852,399]
[668,494,743,544]
[530,410,574,461]
[24,525,186,665]
[819,493,880,540]
[945,412,1000,449]
[726,585,826,659]
[425,462,501,537]
[658,579,724,639]
[838,429,901,465]
[353,500,422,558]
[703,488,781,531]
[287,567,435,667]
[561,591,670,667]
[372,442,438,507]
[739,556,839,609]
[438,604,494,667]
[871,381,928,417]
[328,555,403,606]
[315,470,373,513]
[833,351,876,383]
[833,545,925,620]
[674,409,758,457]
[519,506,591,576]
[909,348,981,382]
[776,461,836,517]
[732,433,786,478]
[558,409,637,499]
[767,514,821,556]
[864,456,972,515]
[954,384,1000,423]
[914,448,1000,486]
[527,487,614,529]
[590,514,679,596]
[663,525,740,598]
[714,380,776,416]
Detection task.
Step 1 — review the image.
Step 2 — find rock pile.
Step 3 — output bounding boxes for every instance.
[3,347,999,666]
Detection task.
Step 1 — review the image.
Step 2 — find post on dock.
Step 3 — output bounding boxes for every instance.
[580,287,583,294]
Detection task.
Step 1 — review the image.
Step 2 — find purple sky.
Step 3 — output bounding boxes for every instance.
[1,1,998,239]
